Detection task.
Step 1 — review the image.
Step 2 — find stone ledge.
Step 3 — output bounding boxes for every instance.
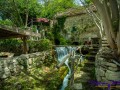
[0,51,52,79]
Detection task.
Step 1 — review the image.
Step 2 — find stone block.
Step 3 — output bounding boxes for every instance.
[99,68,105,76]
[100,61,107,66]
[74,83,82,90]
[96,75,102,81]
[1,67,11,78]
[106,62,117,68]
[101,77,109,82]
[96,68,105,77]
[0,65,2,72]
[105,70,120,80]
[108,67,118,71]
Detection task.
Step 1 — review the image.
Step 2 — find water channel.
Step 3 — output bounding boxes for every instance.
[56,46,76,90]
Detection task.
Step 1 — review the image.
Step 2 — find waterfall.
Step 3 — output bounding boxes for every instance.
[56,47,76,90]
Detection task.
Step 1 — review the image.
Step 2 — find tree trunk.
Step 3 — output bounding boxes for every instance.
[25,0,29,28]
[92,0,118,55]
[25,11,29,28]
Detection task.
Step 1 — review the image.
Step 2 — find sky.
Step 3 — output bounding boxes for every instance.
[74,0,83,5]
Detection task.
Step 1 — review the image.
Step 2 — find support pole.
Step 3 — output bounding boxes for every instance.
[70,57,74,90]
[22,36,28,54]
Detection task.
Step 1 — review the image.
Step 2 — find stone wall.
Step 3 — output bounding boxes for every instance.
[95,47,120,82]
[0,51,54,79]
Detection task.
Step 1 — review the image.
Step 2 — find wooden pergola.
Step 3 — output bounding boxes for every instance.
[0,25,41,54]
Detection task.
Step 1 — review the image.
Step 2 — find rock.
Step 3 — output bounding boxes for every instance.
[108,67,118,71]
[1,67,10,78]
[28,58,33,65]
[0,65,2,72]
[96,74,102,81]
[102,44,109,47]
[74,83,82,90]
[101,77,109,82]
[99,68,105,76]
[106,62,117,68]
[105,70,120,80]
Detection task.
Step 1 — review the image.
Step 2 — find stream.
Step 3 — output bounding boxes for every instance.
[56,47,76,90]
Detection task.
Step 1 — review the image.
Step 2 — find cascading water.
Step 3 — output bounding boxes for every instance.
[56,47,76,90]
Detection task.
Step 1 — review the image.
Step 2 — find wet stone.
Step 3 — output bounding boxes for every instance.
[74,83,82,90]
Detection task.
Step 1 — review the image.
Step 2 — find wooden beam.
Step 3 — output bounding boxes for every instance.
[0,35,26,39]
[69,57,75,90]
[22,36,28,54]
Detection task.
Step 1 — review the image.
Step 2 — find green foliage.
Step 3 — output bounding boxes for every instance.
[52,17,68,45]
[57,17,66,28]
[38,39,52,50]
[0,38,52,55]
[40,0,76,19]
[31,25,37,32]
[59,37,68,45]
[28,39,52,52]
[0,39,23,55]
[0,0,42,26]
[46,31,54,41]
[2,65,62,90]
[16,0,42,20]
[0,19,14,26]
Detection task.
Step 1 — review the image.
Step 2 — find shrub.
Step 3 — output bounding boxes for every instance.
[0,19,13,26]
[0,39,23,55]
[38,39,52,51]
[28,39,52,52]
[59,37,68,45]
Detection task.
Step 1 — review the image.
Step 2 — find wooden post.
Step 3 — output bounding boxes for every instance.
[22,36,28,54]
[70,57,74,90]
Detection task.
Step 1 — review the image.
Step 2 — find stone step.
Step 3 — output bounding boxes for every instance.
[102,44,109,47]
[74,71,90,83]
[89,48,99,52]
[73,83,82,90]
[102,38,107,40]
[73,83,83,90]
[102,41,108,44]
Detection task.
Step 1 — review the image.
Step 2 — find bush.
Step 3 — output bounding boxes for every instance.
[59,37,68,45]
[46,32,54,41]
[0,39,23,55]
[0,19,13,26]
[28,39,52,52]
[0,38,52,55]
[38,39,52,51]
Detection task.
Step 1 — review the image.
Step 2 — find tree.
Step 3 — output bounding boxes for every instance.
[81,0,120,61]
[40,0,76,19]
[0,0,42,27]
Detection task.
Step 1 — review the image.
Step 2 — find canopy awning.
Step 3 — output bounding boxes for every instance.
[36,18,49,23]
